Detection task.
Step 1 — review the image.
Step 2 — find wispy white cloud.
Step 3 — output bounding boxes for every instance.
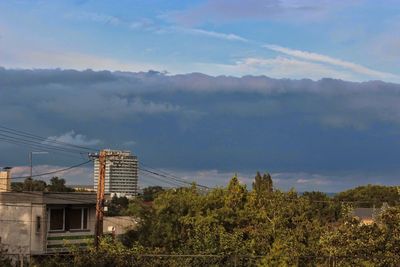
[164,0,349,26]
[174,27,248,42]
[64,11,122,26]
[193,56,356,80]
[45,131,101,147]
[65,11,247,42]
[264,44,400,81]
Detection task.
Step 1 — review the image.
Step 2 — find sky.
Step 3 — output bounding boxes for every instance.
[1,1,400,192]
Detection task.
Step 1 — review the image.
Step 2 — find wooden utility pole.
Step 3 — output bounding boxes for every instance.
[94,150,106,248]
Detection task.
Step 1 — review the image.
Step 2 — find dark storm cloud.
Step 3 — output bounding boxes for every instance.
[1,68,400,190]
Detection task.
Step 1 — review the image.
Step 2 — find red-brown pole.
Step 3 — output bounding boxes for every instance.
[94,150,106,248]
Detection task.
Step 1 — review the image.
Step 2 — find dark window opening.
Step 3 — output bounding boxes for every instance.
[83,208,88,229]
[49,207,89,232]
[36,216,41,233]
[67,208,89,230]
[49,208,64,231]
[68,209,82,230]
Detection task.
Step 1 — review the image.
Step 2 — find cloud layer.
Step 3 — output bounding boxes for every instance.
[1,68,400,191]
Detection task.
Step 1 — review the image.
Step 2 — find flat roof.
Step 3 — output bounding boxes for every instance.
[0,192,97,205]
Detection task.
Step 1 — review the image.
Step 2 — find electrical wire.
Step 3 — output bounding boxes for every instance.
[139,171,186,188]
[0,133,89,155]
[0,125,98,152]
[139,167,210,189]
[0,160,92,180]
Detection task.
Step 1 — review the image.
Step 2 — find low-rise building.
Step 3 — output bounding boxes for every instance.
[0,167,12,192]
[0,192,97,258]
[103,216,137,236]
[352,207,383,225]
[68,184,96,192]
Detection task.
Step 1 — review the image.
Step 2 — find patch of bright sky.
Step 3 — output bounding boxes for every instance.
[1,0,400,81]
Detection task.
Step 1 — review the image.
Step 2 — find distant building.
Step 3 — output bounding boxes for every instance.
[352,207,384,225]
[0,167,12,192]
[68,184,95,192]
[0,192,97,260]
[93,149,138,197]
[103,216,137,236]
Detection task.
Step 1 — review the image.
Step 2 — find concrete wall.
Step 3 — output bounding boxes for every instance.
[0,171,11,192]
[0,203,97,255]
[103,216,137,236]
[0,202,46,255]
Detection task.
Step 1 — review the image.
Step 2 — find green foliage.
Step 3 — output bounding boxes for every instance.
[122,175,337,265]
[33,178,400,266]
[252,171,273,194]
[142,186,165,202]
[11,176,74,192]
[12,177,47,191]
[105,195,129,216]
[320,206,400,266]
[334,184,399,207]
[47,177,74,192]
[0,244,12,267]
[302,191,342,223]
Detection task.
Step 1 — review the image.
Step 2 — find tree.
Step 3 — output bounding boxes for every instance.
[47,177,74,192]
[252,171,273,194]
[141,186,164,202]
[106,195,129,216]
[11,177,47,191]
[302,191,341,223]
[32,175,400,266]
[334,184,399,207]
[320,206,400,266]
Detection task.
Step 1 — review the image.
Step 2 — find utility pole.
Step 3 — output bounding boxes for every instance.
[94,150,106,248]
[91,149,124,248]
[29,152,32,179]
[29,151,48,179]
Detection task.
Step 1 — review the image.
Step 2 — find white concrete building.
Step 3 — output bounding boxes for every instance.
[0,192,97,260]
[0,167,12,192]
[93,149,138,197]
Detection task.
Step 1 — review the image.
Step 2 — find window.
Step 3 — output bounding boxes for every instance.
[36,216,41,233]
[48,207,89,232]
[49,208,64,231]
[67,208,88,230]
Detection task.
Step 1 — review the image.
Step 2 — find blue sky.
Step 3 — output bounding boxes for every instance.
[1,1,400,192]
[1,0,400,82]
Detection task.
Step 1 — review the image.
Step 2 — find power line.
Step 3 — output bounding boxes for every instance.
[141,163,198,185]
[0,136,86,158]
[0,133,88,155]
[0,125,98,152]
[139,167,210,189]
[139,171,185,188]
[0,160,92,180]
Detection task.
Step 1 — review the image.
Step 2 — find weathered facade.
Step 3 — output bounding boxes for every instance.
[0,167,12,192]
[103,216,137,236]
[0,192,96,257]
